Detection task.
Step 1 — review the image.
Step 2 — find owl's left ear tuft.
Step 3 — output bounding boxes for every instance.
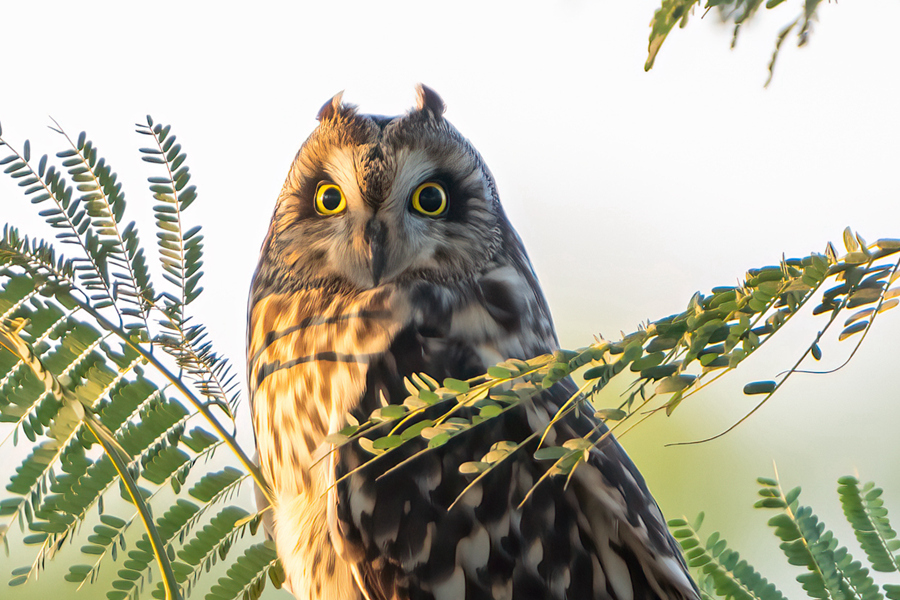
[415,84,446,117]
[317,91,356,121]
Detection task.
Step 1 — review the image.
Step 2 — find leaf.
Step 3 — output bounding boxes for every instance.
[839,321,868,341]
[876,238,900,251]
[534,446,569,461]
[372,435,403,450]
[459,461,489,475]
[324,433,349,445]
[837,477,900,573]
[843,226,859,253]
[810,343,822,361]
[630,352,665,372]
[487,365,513,379]
[594,408,627,421]
[656,374,695,394]
[442,378,470,393]
[743,381,776,395]
[645,0,701,71]
[844,308,875,327]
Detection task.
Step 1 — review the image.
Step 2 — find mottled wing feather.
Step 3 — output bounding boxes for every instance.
[334,375,698,600]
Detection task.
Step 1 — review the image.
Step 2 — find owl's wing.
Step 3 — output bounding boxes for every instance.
[331,376,699,600]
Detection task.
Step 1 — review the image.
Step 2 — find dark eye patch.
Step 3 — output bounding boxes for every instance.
[291,167,333,221]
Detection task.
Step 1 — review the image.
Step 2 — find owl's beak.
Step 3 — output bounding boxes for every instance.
[364,219,387,286]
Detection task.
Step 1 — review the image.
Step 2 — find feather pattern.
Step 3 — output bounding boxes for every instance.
[248,85,699,600]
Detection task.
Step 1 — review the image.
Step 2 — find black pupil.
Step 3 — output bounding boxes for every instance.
[418,186,444,213]
[320,187,342,211]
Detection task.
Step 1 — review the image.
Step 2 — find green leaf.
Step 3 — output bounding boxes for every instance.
[487,365,513,379]
[594,408,627,421]
[372,435,403,450]
[443,378,470,393]
[534,446,569,461]
[630,352,665,372]
[656,374,695,394]
[743,381,776,395]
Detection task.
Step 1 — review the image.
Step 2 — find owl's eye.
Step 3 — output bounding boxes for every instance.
[410,182,448,217]
[315,183,346,215]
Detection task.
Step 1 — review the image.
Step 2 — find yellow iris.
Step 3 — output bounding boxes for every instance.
[411,182,448,216]
[315,183,346,215]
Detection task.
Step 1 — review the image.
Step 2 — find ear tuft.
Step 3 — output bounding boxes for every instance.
[317,91,346,121]
[415,84,446,117]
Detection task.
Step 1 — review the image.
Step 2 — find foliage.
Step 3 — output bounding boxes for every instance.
[0,114,897,600]
[0,120,275,600]
[647,0,829,85]
[328,227,900,508]
[670,474,900,600]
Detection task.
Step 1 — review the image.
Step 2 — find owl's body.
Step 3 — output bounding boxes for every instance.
[248,87,698,600]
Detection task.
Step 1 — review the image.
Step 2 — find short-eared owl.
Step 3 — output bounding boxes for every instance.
[248,85,698,600]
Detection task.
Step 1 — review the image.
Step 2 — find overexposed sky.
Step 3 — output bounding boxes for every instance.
[2,1,899,596]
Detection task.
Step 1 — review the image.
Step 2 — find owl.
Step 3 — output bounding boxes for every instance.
[247,85,699,600]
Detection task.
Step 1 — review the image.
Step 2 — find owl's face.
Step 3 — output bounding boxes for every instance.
[259,86,503,294]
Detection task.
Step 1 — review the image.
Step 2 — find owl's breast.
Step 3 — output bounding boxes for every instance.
[248,285,410,492]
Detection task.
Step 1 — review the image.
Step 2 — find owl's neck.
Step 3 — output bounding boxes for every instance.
[248,262,557,494]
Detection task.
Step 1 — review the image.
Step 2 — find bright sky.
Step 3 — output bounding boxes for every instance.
[2,1,899,596]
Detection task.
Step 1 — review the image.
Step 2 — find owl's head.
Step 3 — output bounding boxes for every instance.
[255,85,506,296]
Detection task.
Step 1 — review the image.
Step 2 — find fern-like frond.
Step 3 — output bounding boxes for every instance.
[838,476,900,573]
[204,541,283,600]
[669,513,788,600]
[0,225,77,288]
[134,116,202,323]
[0,118,269,600]
[51,123,155,333]
[0,133,119,314]
[165,506,258,598]
[104,465,249,600]
[757,476,881,600]
[156,319,242,415]
[320,233,900,512]
[64,435,224,592]
[0,292,143,528]
[0,319,180,598]
[131,117,240,415]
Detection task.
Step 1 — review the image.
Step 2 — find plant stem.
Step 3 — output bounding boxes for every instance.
[0,320,181,599]
[82,413,183,600]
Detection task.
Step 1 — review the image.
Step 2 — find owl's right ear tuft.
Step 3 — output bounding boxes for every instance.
[317,91,350,121]
[415,84,446,117]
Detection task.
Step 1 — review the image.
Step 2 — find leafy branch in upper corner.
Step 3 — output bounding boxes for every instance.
[669,473,900,600]
[646,0,829,85]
